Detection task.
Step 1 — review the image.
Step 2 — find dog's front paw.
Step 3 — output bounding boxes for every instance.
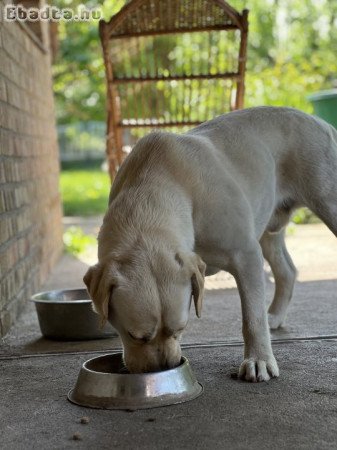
[239,356,279,382]
[268,313,285,330]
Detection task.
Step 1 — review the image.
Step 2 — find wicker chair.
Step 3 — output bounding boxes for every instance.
[99,0,249,178]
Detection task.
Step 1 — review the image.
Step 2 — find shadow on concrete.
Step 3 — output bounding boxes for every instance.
[1,278,336,358]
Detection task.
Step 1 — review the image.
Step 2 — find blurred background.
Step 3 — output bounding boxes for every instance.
[53,0,336,255]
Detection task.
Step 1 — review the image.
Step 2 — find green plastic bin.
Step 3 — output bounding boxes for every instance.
[308,89,337,129]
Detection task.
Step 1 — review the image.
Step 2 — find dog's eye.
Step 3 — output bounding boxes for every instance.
[164,327,184,339]
[128,331,150,343]
[173,329,184,340]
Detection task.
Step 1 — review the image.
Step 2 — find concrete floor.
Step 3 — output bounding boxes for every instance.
[1,222,337,449]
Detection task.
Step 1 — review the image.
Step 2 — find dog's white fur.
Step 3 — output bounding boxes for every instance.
[84,107,337,381]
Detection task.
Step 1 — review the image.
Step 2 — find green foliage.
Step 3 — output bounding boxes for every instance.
[54,1,335,222]
[246,0,335,110]
[53,0,337,125]
[291,208,320,225]
[63,226,97,256]
[52,0,127,124]
[60,168,110,216]
[58,122,105,158]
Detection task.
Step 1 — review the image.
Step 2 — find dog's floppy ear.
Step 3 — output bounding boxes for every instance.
[176,252,206,318]
[83,263,115,327]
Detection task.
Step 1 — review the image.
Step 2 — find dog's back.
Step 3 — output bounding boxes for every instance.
[109,106,337,238]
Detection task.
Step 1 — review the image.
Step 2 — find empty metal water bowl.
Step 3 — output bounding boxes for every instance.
[31,289,117,340]
[68,353,203,410]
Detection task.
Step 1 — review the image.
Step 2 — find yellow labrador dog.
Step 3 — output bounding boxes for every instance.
[84,107,337,382]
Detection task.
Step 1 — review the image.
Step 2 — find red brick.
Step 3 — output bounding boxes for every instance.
[0,18,62,336]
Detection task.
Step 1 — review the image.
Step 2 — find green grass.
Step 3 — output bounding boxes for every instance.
[63,226,97,255]
[60,168,111,216]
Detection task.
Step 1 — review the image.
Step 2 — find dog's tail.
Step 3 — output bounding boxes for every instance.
[328,123,337,149]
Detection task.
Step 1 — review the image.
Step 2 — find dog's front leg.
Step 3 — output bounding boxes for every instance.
[231,244,279,382]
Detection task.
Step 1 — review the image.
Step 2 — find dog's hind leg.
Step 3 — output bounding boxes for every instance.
[303,124,337,238]
[308,194,337,238]
[260,229,297,329]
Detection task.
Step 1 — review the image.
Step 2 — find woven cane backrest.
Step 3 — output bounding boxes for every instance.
[100,0,248,176]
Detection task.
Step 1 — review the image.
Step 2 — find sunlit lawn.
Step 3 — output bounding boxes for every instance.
[60,168,111,216]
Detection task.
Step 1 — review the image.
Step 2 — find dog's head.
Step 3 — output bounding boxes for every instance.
[83,250,205,373]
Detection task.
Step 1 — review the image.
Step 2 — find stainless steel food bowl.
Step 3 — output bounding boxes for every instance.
[31,289,117,340]
[68,353,203,410]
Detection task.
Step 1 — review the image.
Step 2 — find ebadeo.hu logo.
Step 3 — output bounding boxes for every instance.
[4,4,102,22]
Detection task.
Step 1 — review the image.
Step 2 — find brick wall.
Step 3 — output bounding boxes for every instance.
[0,1,63,336]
